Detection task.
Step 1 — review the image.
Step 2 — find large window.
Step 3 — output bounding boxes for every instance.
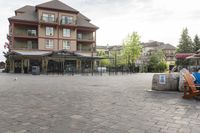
[42,13,55,22]
[63,40,70,49]
[45,39,54,49]
[61,16,73,24]
[46,27,54,36]
[63,28,70,37]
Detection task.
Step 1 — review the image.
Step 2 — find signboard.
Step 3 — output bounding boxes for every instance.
[159,75,166,84]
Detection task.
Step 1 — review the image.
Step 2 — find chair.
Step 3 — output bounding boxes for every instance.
[183,73,200,99]
[192,72,200,84]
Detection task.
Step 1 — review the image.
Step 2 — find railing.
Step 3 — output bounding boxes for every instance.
[60,19,76,25]
[41,16,57,23]
[77,36,93,41]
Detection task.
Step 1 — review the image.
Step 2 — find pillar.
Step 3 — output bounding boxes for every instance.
[21,59,24,73]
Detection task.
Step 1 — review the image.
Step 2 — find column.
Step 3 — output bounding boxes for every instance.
[21,59,24,73]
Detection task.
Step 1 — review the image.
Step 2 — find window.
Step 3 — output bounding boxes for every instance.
[42,13,55,22]
[46,27,54,36]
[63,28,70,37]
[27,41,32,49]
[45,39,53,49]
[77,33,82,39]
[27,30,36,36]
[63,40,70,49]
[61,16,73,24]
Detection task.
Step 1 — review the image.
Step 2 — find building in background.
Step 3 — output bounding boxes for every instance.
[6,0,99,73]
[136,41,176,71]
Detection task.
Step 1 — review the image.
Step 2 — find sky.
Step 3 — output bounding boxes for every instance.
[1,0,200,61]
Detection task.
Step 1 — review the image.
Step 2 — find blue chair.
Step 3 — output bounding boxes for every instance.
[192,72,200,84]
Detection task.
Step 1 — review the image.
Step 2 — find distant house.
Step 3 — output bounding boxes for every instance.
[137,41,176,70]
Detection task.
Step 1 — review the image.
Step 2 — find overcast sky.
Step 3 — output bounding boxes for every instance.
[1,0,200,61]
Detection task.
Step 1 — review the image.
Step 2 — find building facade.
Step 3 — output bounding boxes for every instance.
[136,41,176,71]
[6,0,98,73]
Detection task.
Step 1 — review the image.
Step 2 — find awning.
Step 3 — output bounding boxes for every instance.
[9,50,52,56]
[175,53,193,59]
[75,52,106,59]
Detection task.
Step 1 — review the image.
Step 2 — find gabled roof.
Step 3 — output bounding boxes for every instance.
[157,44,176,50]
[9,6,37,22]
[36,0,78,13]
[78,13,91,22]
[15,5,35,13]
[9,10,38,22]
[77,14,98,29]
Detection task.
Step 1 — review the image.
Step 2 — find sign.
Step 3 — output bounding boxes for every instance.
[159,75,166,84]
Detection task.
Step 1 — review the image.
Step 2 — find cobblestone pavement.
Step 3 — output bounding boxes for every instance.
[0,73,200,133]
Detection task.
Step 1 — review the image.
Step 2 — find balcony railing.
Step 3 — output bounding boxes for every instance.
[60,19,76,25]
[41,16,57,23]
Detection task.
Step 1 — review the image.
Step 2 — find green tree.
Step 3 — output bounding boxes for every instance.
[122,32,142,71]
[193,34,200,52]
[177,28,193,53]
[148,50,167,72]
[97,50,111,67]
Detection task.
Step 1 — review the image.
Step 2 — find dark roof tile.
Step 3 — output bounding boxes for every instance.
[77,14,98,29]
[36,0,78,13]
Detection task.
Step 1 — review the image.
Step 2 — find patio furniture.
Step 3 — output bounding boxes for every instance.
[193,72,200,84]
[183,73,200,99]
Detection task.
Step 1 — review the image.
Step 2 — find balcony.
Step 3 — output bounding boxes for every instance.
[77,33,94,43]
[40,16,58,25]
[60,19,77,28]
[14,29,38,40]
[77,44,92,52]
[13,39,38,50]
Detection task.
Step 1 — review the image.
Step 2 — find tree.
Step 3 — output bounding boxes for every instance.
[122,32,142,71]
[193,34,200,52]
[148,50,167,72]
[177,28,193,53]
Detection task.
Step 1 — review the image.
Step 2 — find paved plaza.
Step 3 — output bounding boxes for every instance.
[0,73,200,133]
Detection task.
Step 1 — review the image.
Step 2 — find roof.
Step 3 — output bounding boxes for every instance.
[142,41,164,47]
[15,5,35,13]
[9,6,37,22]
[157,44,176,50]
[78,13,91,22]
[77,14,98,29]
[175,53,193,59]
[9,11,38,22]
[36,0,78,13]
[9,50,52,56]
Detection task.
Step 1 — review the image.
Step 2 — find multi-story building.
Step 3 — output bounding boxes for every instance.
[6,0,98,73]
[137,41,176,70]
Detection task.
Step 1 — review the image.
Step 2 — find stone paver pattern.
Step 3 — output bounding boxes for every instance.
[0,73,200,133]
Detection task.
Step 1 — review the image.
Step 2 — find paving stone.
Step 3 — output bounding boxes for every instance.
[0,73,200,132]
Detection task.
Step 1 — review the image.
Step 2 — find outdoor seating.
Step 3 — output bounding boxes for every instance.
[192,72,200,84]
[183,73,200,99]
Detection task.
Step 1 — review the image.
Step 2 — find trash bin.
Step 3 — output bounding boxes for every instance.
[152,73,179,91]
[32,66,40,75]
